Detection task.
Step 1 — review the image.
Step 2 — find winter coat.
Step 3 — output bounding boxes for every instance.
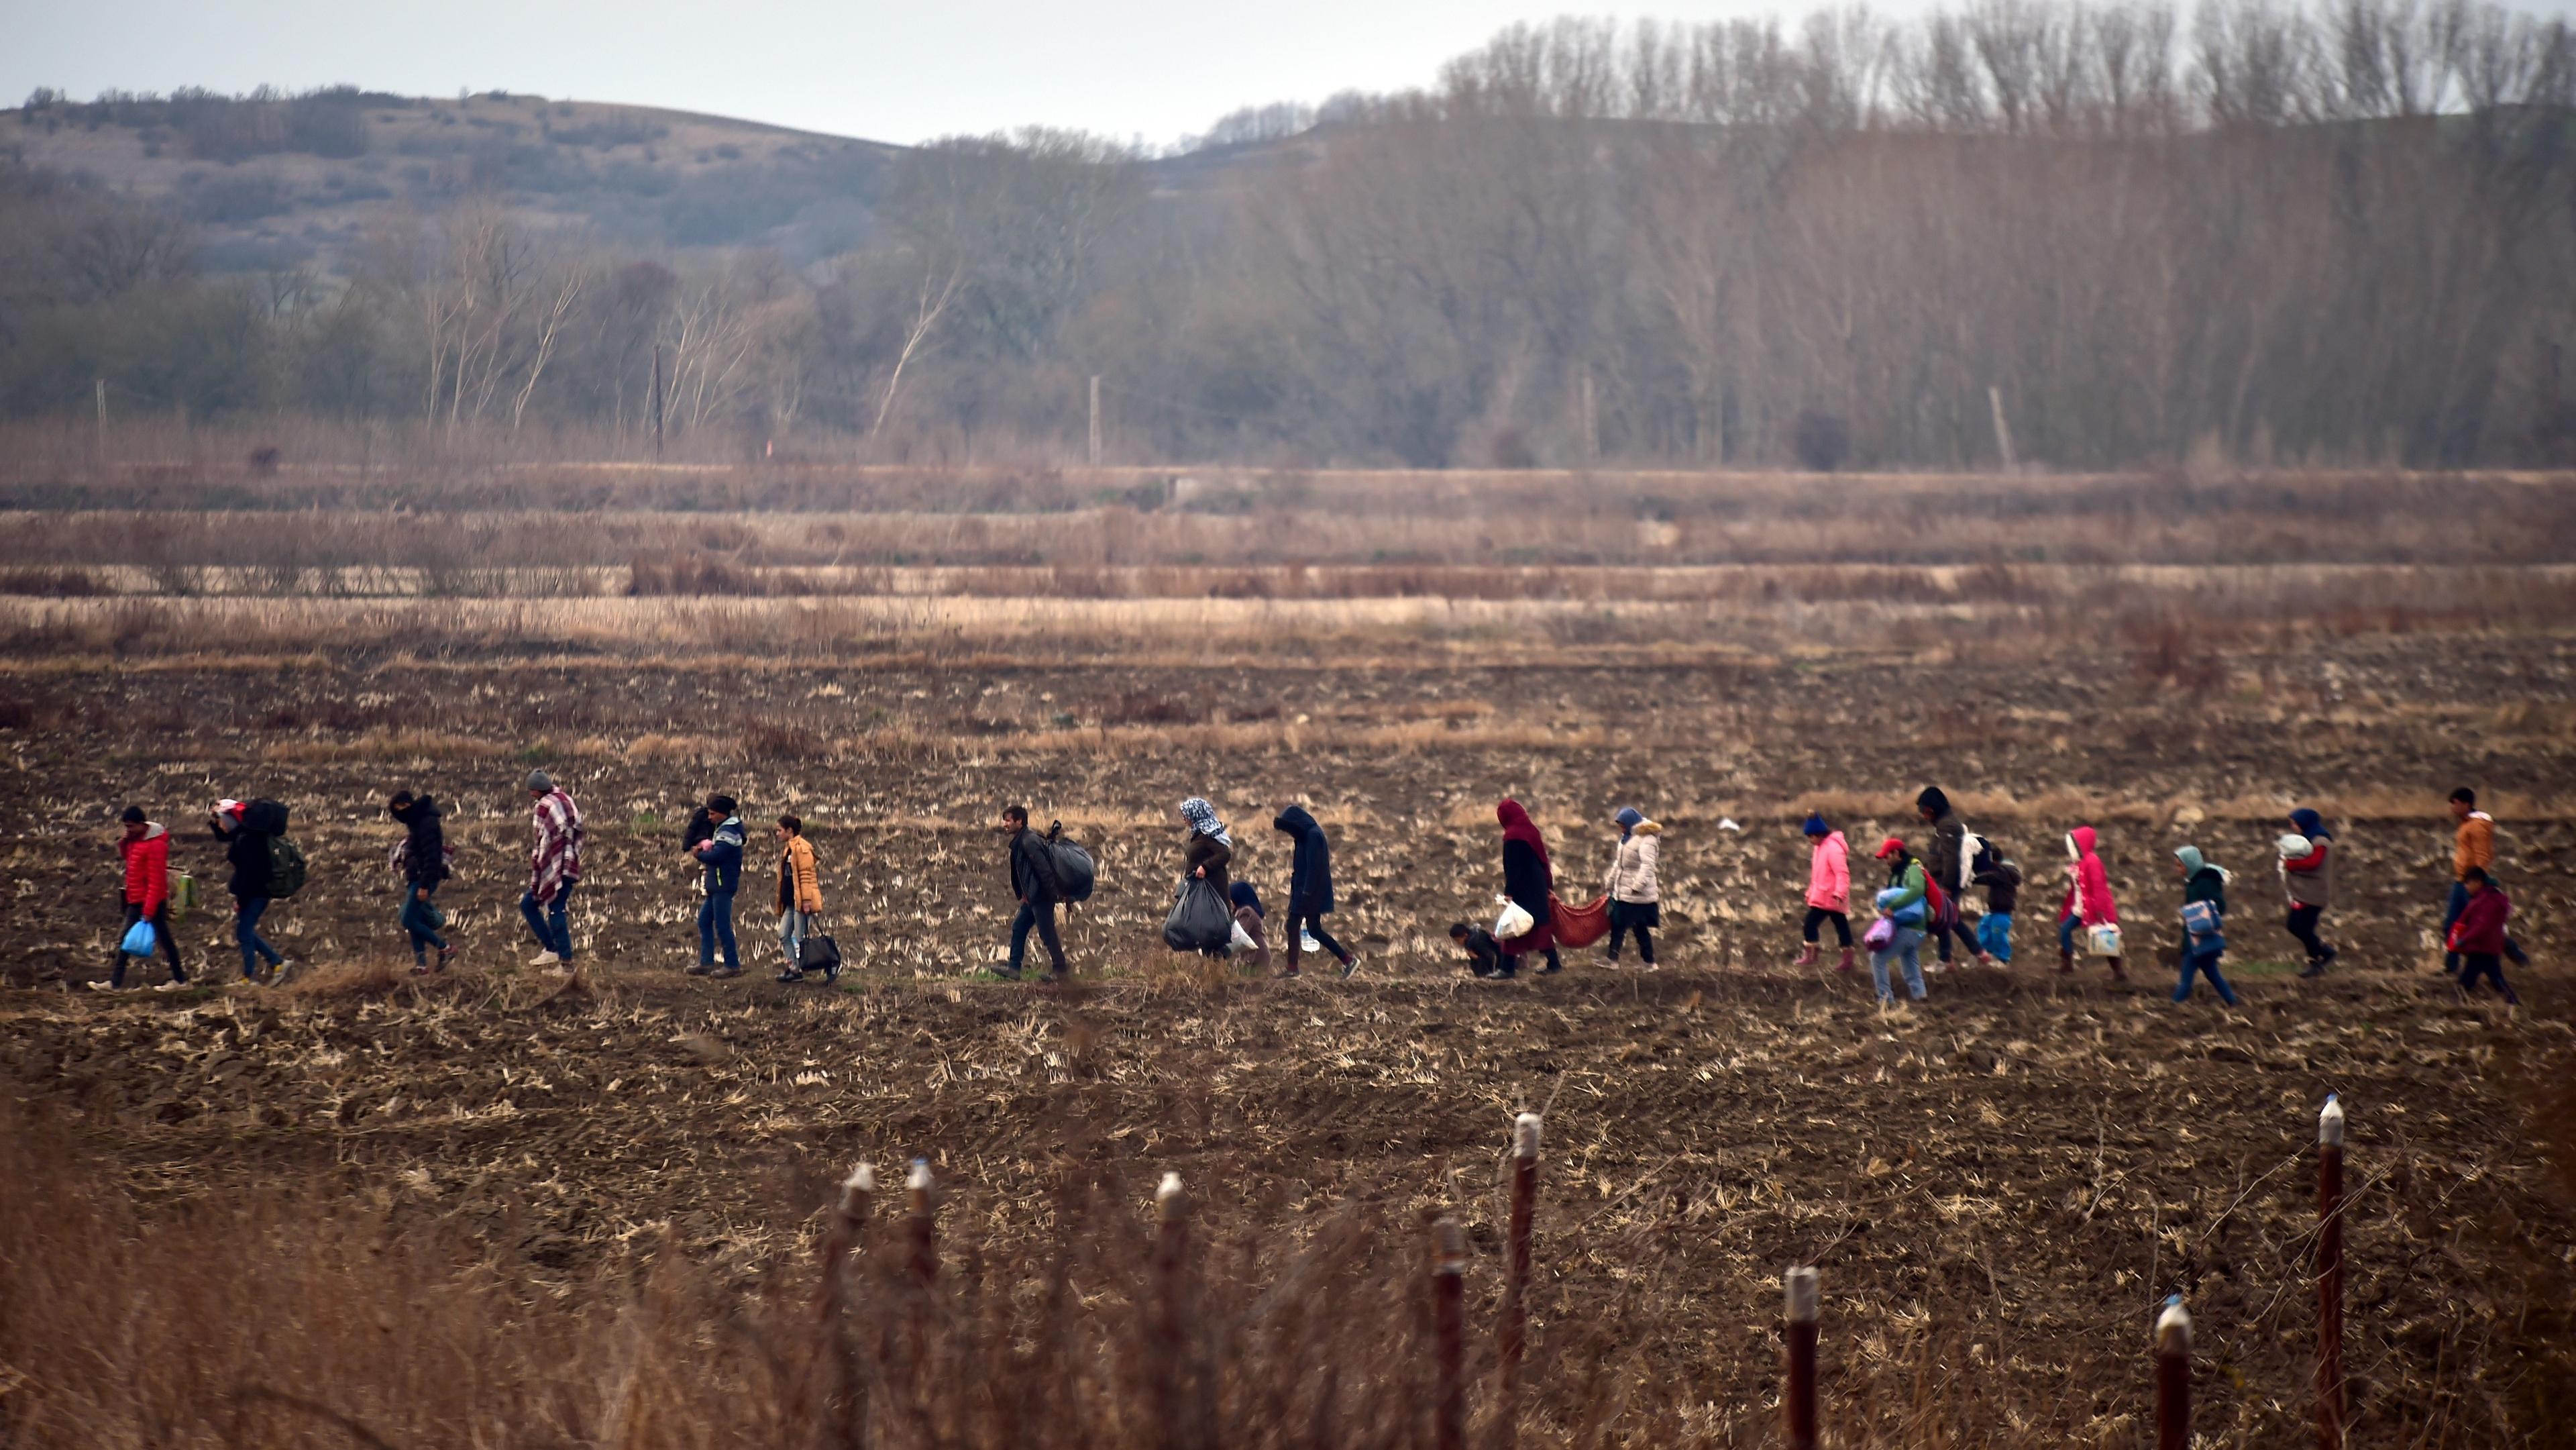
[216,817,272,900]
[119,824,170,915]
[1501,839,1552,924]
[2182,864,2228,915]
[1921,799,1971,896]
[391,796,448,888]
[1606,821,1660,904]
[1008,827,1061,906]
[2058,826,2118,926]
[698,816,745,893]
[1805,831,1851,912]
[2283,809,2333,908]
[529,787,584,903]
[1459,927,1505,976]
[1876,858,1927,924]
[1972,860,2022,915]
[1274,806,1334,917]
[1184,832,1233,900]
[2451,884,2513,954]
[777,834,822,915]
[2454,812,2496,881]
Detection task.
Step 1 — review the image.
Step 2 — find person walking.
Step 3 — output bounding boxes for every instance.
[773,814,824,983]
[1796,813,1853,971]
[1915,787,1988,968]
[688,793,745,978]
[1869,837,1930,1005]
[1603,807,1660,968]
[1972,847,2023,964]
[1495,799,1560,977]
[2282,807,2339,977]
[2172,846,2238,1006]
[2442,788,2527,974]
[211,798,286,984]
[388,790,453,974]
[2055,825,2126,982]
[101,806,187,990]
[1274,804,1359,978]
[521,771,584,969]
[1000,805,1069,982]
[2449,868,2522,1004]
[1178,797,1233,899]
[1228,880,1271,972]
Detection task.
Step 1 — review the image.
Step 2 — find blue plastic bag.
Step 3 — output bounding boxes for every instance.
[120,919,158,956]
[1976,911,2014,963]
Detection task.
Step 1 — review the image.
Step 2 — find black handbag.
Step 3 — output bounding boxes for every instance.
[799,923,843,976]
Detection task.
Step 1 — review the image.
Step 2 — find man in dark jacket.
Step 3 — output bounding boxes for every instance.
[1915,786,1988,967]
[211,798,286,984]
[389,791,453,973]
[688,793,745,978]
[1000,805,1068,982]
[1273,805,1358,978]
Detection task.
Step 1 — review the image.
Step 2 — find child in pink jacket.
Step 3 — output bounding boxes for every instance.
[1796,813,1853,971]
[2056,825,2126,982]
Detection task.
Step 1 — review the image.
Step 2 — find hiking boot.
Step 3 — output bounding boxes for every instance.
[1793,943,1819,968]
[2298,955,2330,978]
[1835,947,1856,973]
[1040,970,1067,984]
[1339,956,1361,979]
[709,964,743,979]
[2055,951,2076,976]
[686,962,716,976]
[2106,957,2128,982]
[435,946,455,972]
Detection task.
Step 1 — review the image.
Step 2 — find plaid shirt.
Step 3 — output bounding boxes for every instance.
[529,788,584,902]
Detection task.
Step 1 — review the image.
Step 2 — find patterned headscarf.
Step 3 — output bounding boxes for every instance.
[1180,797,1230,845]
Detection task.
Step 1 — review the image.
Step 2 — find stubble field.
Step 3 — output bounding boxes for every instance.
[3,464,2575,1448]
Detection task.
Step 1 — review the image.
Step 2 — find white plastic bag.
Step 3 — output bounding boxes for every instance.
[1230,919,1257,952]
[1494,896,1536,940]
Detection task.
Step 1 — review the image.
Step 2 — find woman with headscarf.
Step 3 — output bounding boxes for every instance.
[2172,845,2237,1006]
[1177,796,1232,899]
[1497,800,1561,976]
[2281,807,2337,978]
[1603,807,1661,967]
[1868,837,1930,1005]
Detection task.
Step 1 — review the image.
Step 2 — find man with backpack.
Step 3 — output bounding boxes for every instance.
[522,771,584,968]
[103,805,188,990]
[999,804,1069,982]
[211,797,294,984]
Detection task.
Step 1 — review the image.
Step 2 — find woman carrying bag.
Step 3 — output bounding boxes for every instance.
[1165,797,1236,957]
[1603,807,1660,968]
[774,815,830,983]
[1497,800,1562,976]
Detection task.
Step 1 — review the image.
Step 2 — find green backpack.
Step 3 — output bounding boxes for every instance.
[267,835,309,899]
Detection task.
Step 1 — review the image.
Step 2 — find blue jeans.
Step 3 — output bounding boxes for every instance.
[2175,939,2236,1005]
[235,896,282,978]
[698,890,739,968]
[1009,900,1067,976]
[521,883,575,959]
[1871,926,1925,1002]
[400,885,448,963]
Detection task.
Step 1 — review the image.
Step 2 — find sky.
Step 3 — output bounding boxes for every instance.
[10,0,1866,148]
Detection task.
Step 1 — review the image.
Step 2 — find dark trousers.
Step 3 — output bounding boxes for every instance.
[1010,900,1068,976]
[1501,944,1563,974]
[1930,899,1974,962]
[400,885,448,964]
[2457,952,2518,1003]
[1606,921,1655,964]
[2286,903,2328,960]
[235,896,282,978]
[114,899,186,986]
[521,882,576,959]
[697,889,739,968]
[1285,904,1352,970]
[2445,882,2528,970]
[1802,907,1852,947]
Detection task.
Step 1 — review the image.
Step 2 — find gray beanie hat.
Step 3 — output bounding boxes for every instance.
[525,770,553,792]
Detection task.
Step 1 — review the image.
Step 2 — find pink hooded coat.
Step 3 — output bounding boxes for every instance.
[2058,825,2118,926]
[1805,830,1850,912]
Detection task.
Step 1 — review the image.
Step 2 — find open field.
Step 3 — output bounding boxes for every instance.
[4,468,2575,1447]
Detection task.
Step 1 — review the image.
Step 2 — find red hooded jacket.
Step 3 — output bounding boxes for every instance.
[2450,884,2512,955]
[119,823,170,915]
[2057,825,2118,926]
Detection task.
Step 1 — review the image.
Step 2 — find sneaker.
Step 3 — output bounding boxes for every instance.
[1538,961,1562,976]
[86,980,126,992]
[2297,960,2329,979]
[435,946,455,973]
[686,962,716,976]
[775,968,807,984]
[153,978,190,992]
[991,967,1024,981]
[1276,966,1302,979]
[1040,970,1067,984]
[266,961,292,984]
[531,950,564,968]
[409,963,431,976]
[1338,956,1361,979]
[709,964,743,979]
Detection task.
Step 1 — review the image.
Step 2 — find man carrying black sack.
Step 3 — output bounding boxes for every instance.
[1000,805,1068,982]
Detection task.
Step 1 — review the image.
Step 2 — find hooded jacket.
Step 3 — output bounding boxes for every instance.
[2178,847,2228,914]
[119,823,170,915]
[1273,806,1334,916]
[698,815,746,893]
[215,809,272,900]
[2451,883,2513,954]
[1607,819,1661,904]
[1917,788,1971,894]
[1805,827,1850,912]
[2282,809,2332,908]
[1876,850,1927,924]
[2454,811,2495,882]
[391,796,447,888]
[778,833,822,915]
[2059,826,2118,925]
[1497,801,1552,925]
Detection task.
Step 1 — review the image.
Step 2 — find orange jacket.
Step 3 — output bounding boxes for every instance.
[2454,812,2494,881]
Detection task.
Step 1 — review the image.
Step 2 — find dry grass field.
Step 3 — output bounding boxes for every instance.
[3,462,2575,1447]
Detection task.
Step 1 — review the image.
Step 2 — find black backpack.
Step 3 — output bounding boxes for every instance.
[241,800,305,898]
[1045,823,1096,904]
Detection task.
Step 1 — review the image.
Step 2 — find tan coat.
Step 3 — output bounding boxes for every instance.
[779,835,823,915]
[1606,822,1661,904]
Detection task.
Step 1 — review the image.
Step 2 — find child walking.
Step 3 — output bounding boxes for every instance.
[2449,868,2522,1004]
[1796,814,1853,971]
[1972,848,2022,964]
[2172,846,2237,1006]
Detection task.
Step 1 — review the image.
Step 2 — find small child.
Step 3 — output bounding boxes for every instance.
[2173,845,2237,1006]
[2449,868,2521,1005]
[1230,881,1271,972]
[1972,852,2022,964]
[1451,921,1509,978]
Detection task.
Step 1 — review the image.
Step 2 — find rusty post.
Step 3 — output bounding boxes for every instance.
[1150,1173,1191,1450]
[816,1162,874,1450]
[1783,1267,1819,1450]
[1497,1112,1542,1450]
[1432,1216,1466,1450]
[2317,1095,2346,1450]
[2155,1295,2192,1450]
[906,1158,938,1290]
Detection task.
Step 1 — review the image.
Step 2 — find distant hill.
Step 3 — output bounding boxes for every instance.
[1,88,908,276]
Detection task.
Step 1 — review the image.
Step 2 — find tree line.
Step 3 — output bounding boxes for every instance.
[3,0,2573,469]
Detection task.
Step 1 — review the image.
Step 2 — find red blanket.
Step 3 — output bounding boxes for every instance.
[1513,893,1608,951]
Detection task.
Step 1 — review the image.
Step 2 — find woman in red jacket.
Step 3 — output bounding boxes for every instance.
[103,805,189,990]
[2055,825,2125,982]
